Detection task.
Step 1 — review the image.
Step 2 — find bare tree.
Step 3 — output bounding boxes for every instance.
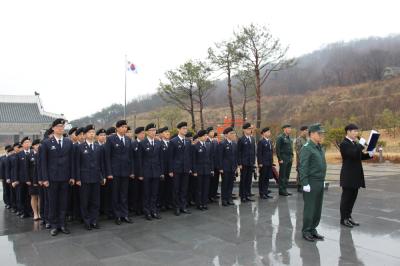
[208,40,242,127]
[234,69,255,121]
[193,61,214,129]
[235,24,293,130]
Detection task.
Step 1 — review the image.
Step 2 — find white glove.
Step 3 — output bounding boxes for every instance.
[368,151,375,157]
[359,138,366,146]
[303,184,311,192]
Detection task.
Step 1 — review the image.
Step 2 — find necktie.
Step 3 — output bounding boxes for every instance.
[248,136,251,143]
[89,144,93,150]
[121,138,124,146]
[58,139,62,148]
[151,140,154,146]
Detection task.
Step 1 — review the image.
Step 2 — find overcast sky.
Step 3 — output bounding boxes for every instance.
[0,0,398,120]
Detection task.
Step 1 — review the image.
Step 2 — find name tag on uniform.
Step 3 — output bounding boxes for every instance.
[199,149,203,153]
[30,158,35,161]
[226,146,230,150]
[84,150,89,154]
[115,144,119,147]
[134,147,138,151]
[146,147,150,151]
[178,145,182,149]
[51,146,56,150]
[21,157,25,160]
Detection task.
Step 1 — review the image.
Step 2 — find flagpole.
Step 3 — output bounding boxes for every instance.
[124,54,127,120]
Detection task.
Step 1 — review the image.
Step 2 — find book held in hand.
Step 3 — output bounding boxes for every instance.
[366,130,380,152]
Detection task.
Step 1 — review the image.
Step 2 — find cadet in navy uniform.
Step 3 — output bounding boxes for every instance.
[257,127,274,199]
[29,139,41,221]
[138,123,165,220]
[41,119,74,236]
[131,126,145,216]
[237,122,256,202]
[15,137,33,218]
[71,127,85,221]
[102,127,116,219]
[39,128,53,229]
[9,142,21,215]
[0,145,12,209]
[207,128,220,202]
[218,127,239,206]
[192,129,214,210]
[157,126,172,210]
[76,125,105,230]
[168,122,192,216]
[104,120,134,225]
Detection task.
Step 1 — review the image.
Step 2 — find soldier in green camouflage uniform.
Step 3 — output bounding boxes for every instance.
[299,123,327,242]
[295,126,308,192]
[276,124,294,196]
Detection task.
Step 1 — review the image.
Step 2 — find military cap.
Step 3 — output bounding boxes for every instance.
[185,132,193,138]
[206,127,214,133]
[177,121,187,129]
[223,127,234,135]
[6,146,13,152]
[96,128,106,136]
[300,126,308,131]
[115,120,127,128]
[345,123,358,132]
[197,129,207,138]
[309,123,325,133]
[193,134,198,140]
[158,126,168,134]
[68,127,78,135]
[282,124,291,129]
[261,127,270,134]
[4,145,11,151]
[21,137,31,144]
[106,127,116,135]
[134,127,145,134]
[84,124,95,133]
[32,139,41,146]
[52,118,65,127]
[145,123,156,131]
[242,122,251,129]
[75,127,85,135]
[12,142,20,148]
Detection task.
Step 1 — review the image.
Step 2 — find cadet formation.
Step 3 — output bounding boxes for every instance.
[0,118,374,241]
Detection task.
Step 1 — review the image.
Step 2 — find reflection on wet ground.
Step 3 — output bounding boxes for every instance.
[0,173,400,265]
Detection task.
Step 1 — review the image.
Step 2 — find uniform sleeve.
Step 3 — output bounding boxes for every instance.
[104,138,112,177]
[275,136,282,161]
[299,147,311,186]
[257,140,263,165]
[75,147,81,181]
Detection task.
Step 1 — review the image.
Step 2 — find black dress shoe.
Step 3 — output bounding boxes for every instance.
[312,233,324,240]
[180,209,191,214]
[16,211,22,216]
[228,201,234,205]
[279,192,289,196]
[246,197,255,202]
[60,227,70,234]
[341,219,354,228]
[174,209,180,216]
[91,223,100,229]
[5,205,11,209]
[85,224,92,230]
[260,195,273,199]
[267,190,272,193]
[287,192,293,196]
[348,218,360,226]
[250,193,255,197]
[222,201,228,206]
[197,206,204,211]
[151,213,162,219]
[115,218,122,225]
[303,234,315,242]
[122,217,133,223]
[202,205,208,210]
[50,228,58,236]
[45,223,51,229]
[240,198,247,203]
[20,214,30,219]
[145,214,152,221]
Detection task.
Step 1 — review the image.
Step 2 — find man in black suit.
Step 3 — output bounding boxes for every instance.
[168,122,192,216]
[192,129,214,210]
[41,118,74,236]
[138,123,165,220]
[76,125,105,230]
[339,124,373,228]
[257,127,274,199]
[218,127,239,206]
[237,122,256,202]
[104,120,135,225]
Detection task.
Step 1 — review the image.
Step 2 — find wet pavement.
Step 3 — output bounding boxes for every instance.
[0,169,400,265]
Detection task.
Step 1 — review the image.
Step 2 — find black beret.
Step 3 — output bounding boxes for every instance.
[242,122,251,129]
[21,137,31,144]
[106,127,116,135]
[158,126,169,134]
[145,123,156,131]
[282,124,291,129]
[134,127,145,134]
[6,146,13,152]
[52,118,65,127]
[13,142,20,148]
[197,129,207,138]
[32,139,41,146]
[96,128,106,136]
[68,127,78,135]
[185,132,193,138]
[63,133,68,138]
[127,126,131,131]
[261,127,270,134]
[300,126,308,131]
[115,120,127,128]
[206,127,214,133]
[4,145,11,151]
[345,123,359,132]
[84,124,95,133]
[193,134,198,140]
[46,128,54,135]
[223,127,234,135]
[177,121,187,129]
[75,127,85,135]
